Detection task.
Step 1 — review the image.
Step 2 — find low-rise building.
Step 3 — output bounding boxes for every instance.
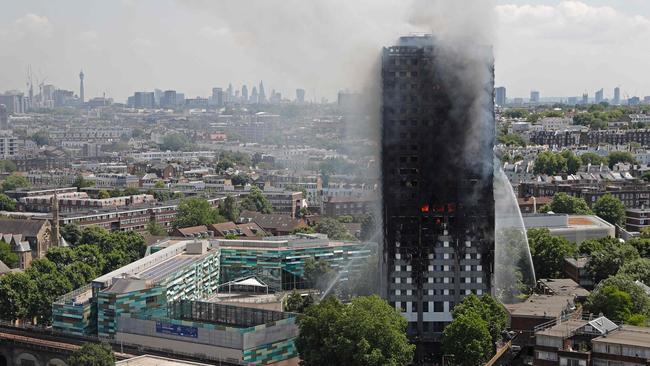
[625,207,650,233]
[523,214,615,244]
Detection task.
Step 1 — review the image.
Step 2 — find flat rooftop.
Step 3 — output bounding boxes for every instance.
[93,240,214,289]
[537,319,588,338]
[506,295,575,318]
[592,325,650,348]
[116,355,212,366]
[538,278,590,297]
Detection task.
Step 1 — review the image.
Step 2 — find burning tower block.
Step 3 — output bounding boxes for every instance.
[380,35,495,355]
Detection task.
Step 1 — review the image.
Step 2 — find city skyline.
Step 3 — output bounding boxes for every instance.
[1,1,650,101]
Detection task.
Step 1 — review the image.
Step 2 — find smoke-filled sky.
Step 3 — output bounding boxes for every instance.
[0,0,649,102]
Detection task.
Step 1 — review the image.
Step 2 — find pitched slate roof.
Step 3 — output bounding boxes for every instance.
[0,218,48,237]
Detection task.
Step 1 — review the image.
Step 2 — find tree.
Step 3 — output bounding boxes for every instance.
[63,262,98,289]
[68,343,115,366]
[578,237,619,256]
[123,187,140,196]
[147,220,167,236]
[0,272,37,322]
[0,192,16,211]
[592,275,650,316]
[451,294,508,347]
[222,195,240,222]
[160,133,191,151]
[61,223,83,246]
[0,240,18,268]
[73,175,94,189]
[593,193,626,226]
[284,290,314,313]
[296,296,414,366]
[527,228,576,278]
[497,133,526,147]
[1,174,30,192]
[108,188,123,197]
[31,130,50,146]
[618,258,650,284]
[608,151,636,169]
[26,259,73,324]
[545,192,591,214]
[0,160,17,173]
[533,151,566,176]
[580,152,607,166]
[241,186,273,214]
[314,218,355,241]
[97,190,110,199]
[585,285,633,322]
[173,197,224,228]
[442,312,493,366]
[78,225,110,247]
[303,257,336,291]
[45,246,76,270]
[154,180,165,189]
[72,245,107,274]
[337,215,354,223]
[560,150,582,174]
[627,237,650,257]
[231,174,250,186]
[587,242,639,284]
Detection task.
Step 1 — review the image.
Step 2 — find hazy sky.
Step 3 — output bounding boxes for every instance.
[1,0,649,102]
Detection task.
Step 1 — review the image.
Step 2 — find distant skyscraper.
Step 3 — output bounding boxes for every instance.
[582,93,589,105]
[258,81,266,103]
[495,86,506,106]
[613,87,621,105]
[154,89,163,106]
[212,87,224,107]
[629,96,640,106]
[381,35,495,358]
[176,93,185,106]
[530,90,540,103]
[226,83,233,103]
[161,90,177,108]
[0,104,8,129]
[242,85,249,104]
[133,92,155,108]
[595,88,604,104]
[251,86,258,104]
[79,70,85,104]
[296,88,306,103]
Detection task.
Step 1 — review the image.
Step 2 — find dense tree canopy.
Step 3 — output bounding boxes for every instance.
[586,240,639,283]
[1,174,30,192]
[533,150,581,176]
[160,133,191,151]
[607,151,636,169]
[586,275,650,323]
[540,192,591,215]
[222,195,240,222]
[68,343,115,366]
[579,152,607,166]
[296,296,414,366]
[241,187,273,214]
[314,218,355,241]
[593,193,626,226]
[173,197,224,228]
[0,240,18,267]
[0,226,147,325]
[527,228,576,278]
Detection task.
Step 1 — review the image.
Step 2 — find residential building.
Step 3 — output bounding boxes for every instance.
[380,35,495,354]
[323,196,377,217]
[531,90,540,103]
[626,207,650,233]
[495,86,506,106]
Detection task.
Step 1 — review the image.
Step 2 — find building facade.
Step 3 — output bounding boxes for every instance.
[380,35,495,358]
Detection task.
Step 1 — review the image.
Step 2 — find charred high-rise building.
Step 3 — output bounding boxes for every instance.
[381,35,495,357]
